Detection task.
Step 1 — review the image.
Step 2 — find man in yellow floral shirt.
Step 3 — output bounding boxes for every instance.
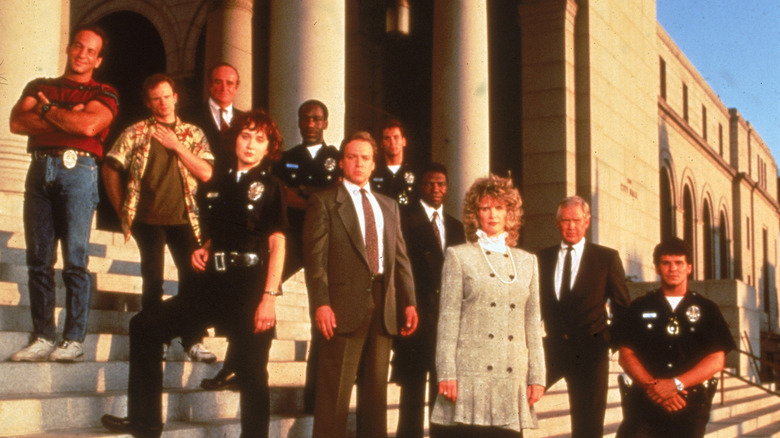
[103,73,216,362]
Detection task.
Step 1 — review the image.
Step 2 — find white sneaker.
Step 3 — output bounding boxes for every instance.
[49,340,84,362]
[10,337,55,362]
[187,343,217,363]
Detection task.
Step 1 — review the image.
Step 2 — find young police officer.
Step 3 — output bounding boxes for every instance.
[613,238,735,437]
[102,110,286,438]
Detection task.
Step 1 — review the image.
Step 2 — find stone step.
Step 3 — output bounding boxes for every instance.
[0,278,309,321]
[0,331,307,364]
[0,379,402,437]
[0,305,311,341]
[0,189,24,216]
[0,360,306,396]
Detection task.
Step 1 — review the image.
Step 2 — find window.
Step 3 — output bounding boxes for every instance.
[701,105,707,141]
[682,83,689,121]
[660,57,667,100]
[718,124,723,157]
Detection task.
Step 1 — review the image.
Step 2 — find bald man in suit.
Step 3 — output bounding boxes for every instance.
[303,131,418,438]
[537,196,631,438]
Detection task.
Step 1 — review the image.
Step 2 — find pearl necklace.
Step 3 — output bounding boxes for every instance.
[479,244,518,284]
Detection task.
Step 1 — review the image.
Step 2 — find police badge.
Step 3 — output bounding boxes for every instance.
[686,305,701,323]
[62,149,78,169]
[324,157,337,172]
[248,182,265,201]
[666,316,680,335]
[404,171,415,185]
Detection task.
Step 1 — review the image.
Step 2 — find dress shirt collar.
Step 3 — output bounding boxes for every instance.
[343,179,371,195]
[420,199,443,222]
[208,97,233,126]
[560,237,586,254]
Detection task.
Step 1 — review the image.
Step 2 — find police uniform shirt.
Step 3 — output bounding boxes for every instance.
[199,165,288,256]
[613,289,736,378]
[274,142,340,189]
[370,160,417,205]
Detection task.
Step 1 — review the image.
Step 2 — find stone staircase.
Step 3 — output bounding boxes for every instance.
[1,188,780,437]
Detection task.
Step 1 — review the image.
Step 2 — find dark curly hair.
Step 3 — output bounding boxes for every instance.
[462,174,523,247]
[228,109,283,163]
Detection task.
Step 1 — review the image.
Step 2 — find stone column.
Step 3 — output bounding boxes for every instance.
[431,0,490,218]
[0,0,69,195]
[268,0,346,149]
[518,0,578,250]
[204,0,254,110]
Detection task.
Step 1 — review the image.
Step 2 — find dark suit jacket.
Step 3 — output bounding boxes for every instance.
[182,103,245,171]
[537,242,630,350]
[392,202,465,379]
[303,183,416,335]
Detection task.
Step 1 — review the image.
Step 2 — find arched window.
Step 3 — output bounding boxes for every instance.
[702,200,713,279]
[660,167,674,240]
[683,186,695,278]
[719,211,730,279]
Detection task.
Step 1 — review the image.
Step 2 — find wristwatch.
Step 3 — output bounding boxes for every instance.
[265,290,283,297]
[673,377,684,392]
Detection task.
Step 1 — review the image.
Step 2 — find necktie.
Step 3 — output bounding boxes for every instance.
[561,245,573,299]
[361,189,380,274]
[431,211,442,250]
[219,108,229,133]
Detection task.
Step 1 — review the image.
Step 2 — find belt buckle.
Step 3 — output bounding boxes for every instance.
[214,252,226,272]
[62,149,78,169]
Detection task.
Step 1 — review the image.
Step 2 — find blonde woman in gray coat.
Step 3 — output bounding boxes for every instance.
[430,175,545,438]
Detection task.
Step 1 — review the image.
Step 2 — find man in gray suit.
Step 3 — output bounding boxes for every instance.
[303,131,418,438]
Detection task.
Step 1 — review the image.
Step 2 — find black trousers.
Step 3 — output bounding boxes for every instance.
[130,222,205,349]
[617,381,713,438]
[127,266,273,438]
[545,334,610,438]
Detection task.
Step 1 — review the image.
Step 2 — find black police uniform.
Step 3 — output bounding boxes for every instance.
[125,164,287,438]
[272,142,339,413]
[613,289,736,438]
[370,160,417,206]
[273,142,340,278]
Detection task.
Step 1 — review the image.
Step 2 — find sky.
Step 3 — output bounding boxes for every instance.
[656,0,780,172]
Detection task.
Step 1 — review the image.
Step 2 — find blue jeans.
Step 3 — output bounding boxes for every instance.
[24,154,98,342]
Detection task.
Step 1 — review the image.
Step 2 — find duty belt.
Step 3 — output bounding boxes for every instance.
[213,251,260,272]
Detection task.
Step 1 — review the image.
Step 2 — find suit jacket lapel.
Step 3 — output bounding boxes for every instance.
[570,242,592,294]
[376,194,395,269]
[336,185,371,270]
[413,203,444,257]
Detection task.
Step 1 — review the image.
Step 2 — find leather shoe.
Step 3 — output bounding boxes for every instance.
[200,367,239,391]
[101,414,162,438]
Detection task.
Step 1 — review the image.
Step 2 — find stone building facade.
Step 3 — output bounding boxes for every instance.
[0,0,777,345]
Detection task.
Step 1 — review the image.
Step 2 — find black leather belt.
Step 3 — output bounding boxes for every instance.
[213,251,260,272]
[32,148,95,160]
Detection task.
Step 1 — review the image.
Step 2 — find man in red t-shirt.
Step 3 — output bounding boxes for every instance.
[9,24,119,363]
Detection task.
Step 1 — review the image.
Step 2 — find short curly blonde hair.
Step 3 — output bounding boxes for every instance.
[462,174,523,247]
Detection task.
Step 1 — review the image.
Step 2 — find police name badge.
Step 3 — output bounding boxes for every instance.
[248,182,265,201]
[62,150,78,169]
[686,305,701,323]
[324,157,337,172]
[404,171,415,185]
